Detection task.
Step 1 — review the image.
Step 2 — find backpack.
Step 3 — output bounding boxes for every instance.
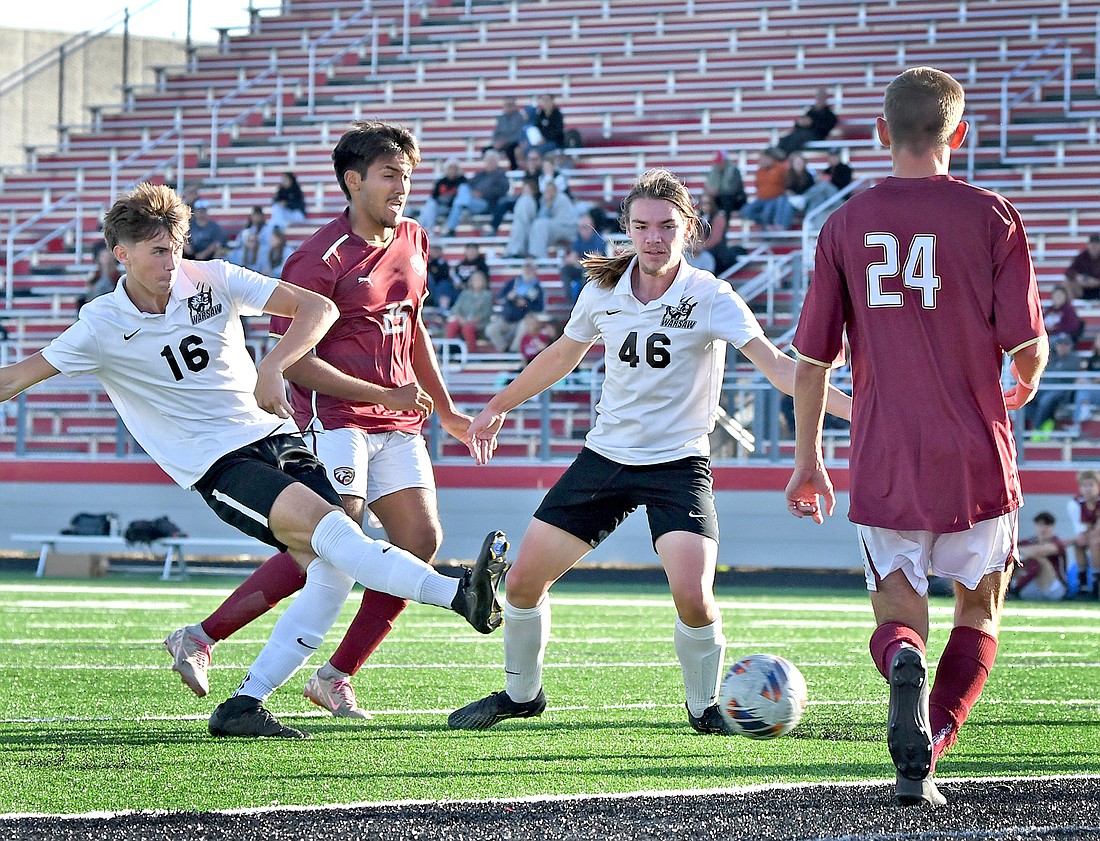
[61,512,115,536]
[124,516,186,545]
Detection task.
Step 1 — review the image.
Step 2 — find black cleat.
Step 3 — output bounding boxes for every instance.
[208,695,309,739]
[448,689,546,730]
[887,646,933,783]
[895,773,947,807]
[451,530,508,634]
[687,703,734,735]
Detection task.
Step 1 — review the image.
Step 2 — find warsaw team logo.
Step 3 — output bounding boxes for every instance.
[187,284,223,325]
[333,467,356,486]
[661,296,698,329]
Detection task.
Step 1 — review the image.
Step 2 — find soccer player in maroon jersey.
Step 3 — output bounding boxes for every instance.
[166,122,493,724]
[785,67,1048,806]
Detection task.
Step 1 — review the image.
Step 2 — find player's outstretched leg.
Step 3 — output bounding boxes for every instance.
[304,665,370,719]
[450,530,509,634]
[448,688,547,730]
[164,624,215,697]
[888,646,944,806]
[208,695,309,739]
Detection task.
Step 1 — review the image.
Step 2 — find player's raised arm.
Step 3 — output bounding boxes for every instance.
[0,352,62,404]
[255,281,339,417]
[737,335,852,422]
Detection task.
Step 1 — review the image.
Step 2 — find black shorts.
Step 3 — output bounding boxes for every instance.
[193,433,343,550]
[534,447,719,549]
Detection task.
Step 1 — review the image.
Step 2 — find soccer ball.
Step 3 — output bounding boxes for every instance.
[718,654,808,739]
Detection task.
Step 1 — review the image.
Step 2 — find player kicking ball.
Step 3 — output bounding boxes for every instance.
[0,182,507,739]
[786,67,1047,805]
[448,168,851,734]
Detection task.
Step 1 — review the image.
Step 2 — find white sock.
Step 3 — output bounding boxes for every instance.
[234,559,353,701]
[674,616,726,717]
[503,596,551,704]
[310,510,459,608]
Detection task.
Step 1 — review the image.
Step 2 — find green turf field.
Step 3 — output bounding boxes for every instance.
[1,572,1097,815]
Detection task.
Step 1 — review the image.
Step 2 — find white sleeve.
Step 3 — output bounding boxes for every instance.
[216,260,280,316]
[1067,498,1086,535]
[563,282,601,344]
[710,282,766,348]
[40,319,101,377]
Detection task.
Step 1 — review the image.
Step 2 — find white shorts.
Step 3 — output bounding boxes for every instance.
[1018,577,1067,601]
[307,427,436,505]
[856,511,1018,597]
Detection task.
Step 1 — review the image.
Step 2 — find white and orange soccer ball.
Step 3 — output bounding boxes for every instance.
[718,654,808,739]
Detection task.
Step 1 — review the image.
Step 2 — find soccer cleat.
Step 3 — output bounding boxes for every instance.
[208,695,309,739]
[447,689,546,730]
[303,670,371,719]
[451,530,509,634]
[895,772,947,807]
[887,646,934,783]
[164,625,213,697]
[687,704,734,735]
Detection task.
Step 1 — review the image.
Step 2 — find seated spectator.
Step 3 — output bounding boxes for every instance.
[417,159,467,233]
[559,247,587,305]
[801,166,841,221]
[77,243,122,311]
[454,242,491,288]
[270,172,307,231]
[491,149,543,234]
[741,148,793,231]
[1025,332,1079,431]
[260,228,292,277]
[704,151,747,214]
[784,152,815,213]
[572,212,608,258]
[1011,511,1068,601]
[425,243,460,312]
[236,205,272,247]
[1074,332,1100,424]
[505,181,577,259]
[1044,286,1084,343]
[1067,469,1100,599]
[485,96,526,170]
[486,258,545,351]
[180,183,202,208]
[697,194,743,274]
[824,148,853,190]
[226,228,263,272]
[520,93,566,157]
[538,152,570,198]
[183,199,224,259]
[442,150,511,236]
[515,312,554,365]
[777,88,839,154]
[445,269,494,350]
[1064,234,1100,300]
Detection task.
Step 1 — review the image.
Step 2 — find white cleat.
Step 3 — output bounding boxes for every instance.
[303,670,371,719]
[164,625,212,697]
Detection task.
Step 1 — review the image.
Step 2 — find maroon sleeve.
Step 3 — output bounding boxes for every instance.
[990,199,1044,354]
[792,217,847,366]
[269,249,334,337]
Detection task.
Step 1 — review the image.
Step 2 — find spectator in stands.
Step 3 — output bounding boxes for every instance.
[184,200,225,260]
[741,148,793,232]
[236,206,272,247]
[445,269,494,350]
[77,243,122,311]
[485,96,526,170]
[521,93,566,157]
[1067,468,1100,599]
[1011,511,1068,601]
[560,247,587,305]
[572,212,608,258]
[270,172,307,231]
[260,228,292,278]
[1025,332,1079,431]
[784,152,815,214]
[491,149,543,234]
[801,165,841,221]
[454,242,491,289]
[777,88,839,154]
[515,312,553,366]
[226,228,264,272]
[1073,332,1100,424]
[442,150,511,237]
[704,151,747,214]
[417,159,467,233]
[180,183,201,208]
[1064,234,1100,300]
[1044,286,1084,343]
[505,181,577,259]
[697,193,743,274]
[425,243,460,312]
[486,258,545,351]
[825,148,854,190]
[538,152,570,198]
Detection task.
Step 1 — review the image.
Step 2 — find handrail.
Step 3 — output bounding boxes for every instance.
[999,40,1076,161]
[798,177,867,291]
[209,73,285,176]
[307,9,380,113]
[109,110,187,201]
[4,192,87,309]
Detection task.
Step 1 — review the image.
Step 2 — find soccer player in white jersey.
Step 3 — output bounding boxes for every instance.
[448,169,852,733]
[0,182,506,739]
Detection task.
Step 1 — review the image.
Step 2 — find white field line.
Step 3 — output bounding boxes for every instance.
[2,773,1098,821]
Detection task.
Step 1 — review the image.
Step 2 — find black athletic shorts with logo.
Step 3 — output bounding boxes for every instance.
[534,447,719,549]
[194,433,343,550]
